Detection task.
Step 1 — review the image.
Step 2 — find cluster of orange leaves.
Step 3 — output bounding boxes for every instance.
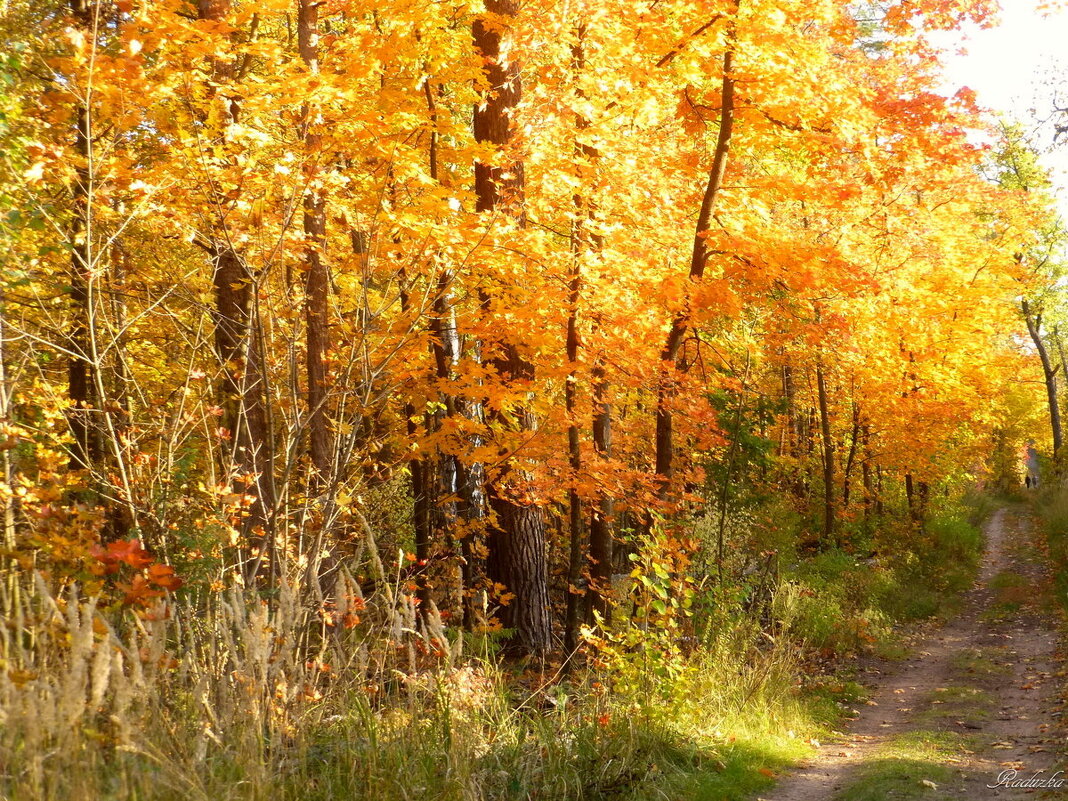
[89,539,183,606]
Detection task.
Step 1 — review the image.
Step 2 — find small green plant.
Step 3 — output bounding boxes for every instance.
[583,529,696,700]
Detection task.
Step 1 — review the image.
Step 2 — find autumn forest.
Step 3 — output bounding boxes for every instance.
[3,0,1068,799]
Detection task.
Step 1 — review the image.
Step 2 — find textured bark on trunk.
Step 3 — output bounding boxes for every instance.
[474,0,550,655]
[473,0,524,216]
[298,0,332,485]
[487,487,551,653]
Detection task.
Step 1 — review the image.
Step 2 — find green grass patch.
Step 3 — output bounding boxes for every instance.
[872,639,914,662]
[833,730,975,801]
[949,646,1012,678]
[913,685,995,727]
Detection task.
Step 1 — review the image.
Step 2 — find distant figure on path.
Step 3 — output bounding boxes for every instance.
[1026,441,1041,489]
[1026,475,1032,489]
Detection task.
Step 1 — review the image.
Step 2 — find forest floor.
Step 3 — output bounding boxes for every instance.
[758,506,1067,801]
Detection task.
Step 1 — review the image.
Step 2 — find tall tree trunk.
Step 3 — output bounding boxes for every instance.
[473,1,525,216]
[1023,300,1063,464]
[842,400,859,509]
[563,25,604,653]
[68,0,95,473]
[563,260,583,652]
[654,40,736,494]
[587,360,613,624]
[220,251,275,577]
[298,0,332,486]
[861,424,874,521]
[474,0,550,655]
[198,0,274,579]
[816,363,835,546]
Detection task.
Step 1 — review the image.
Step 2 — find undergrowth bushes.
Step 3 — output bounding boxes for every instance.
[755,499,985,656]
[0,493,991,801]
[1033,486,1068,608]
[0,576,829,801]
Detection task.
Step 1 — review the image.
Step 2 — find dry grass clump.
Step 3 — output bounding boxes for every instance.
[0,555,482,801]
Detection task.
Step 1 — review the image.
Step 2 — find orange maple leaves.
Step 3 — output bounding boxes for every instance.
[90,539,183,606]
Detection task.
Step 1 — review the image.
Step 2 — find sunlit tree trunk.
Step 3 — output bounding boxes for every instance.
[298,0,332,487]
[474,0,551,655]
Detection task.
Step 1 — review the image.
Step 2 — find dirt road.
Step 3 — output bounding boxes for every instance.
[760,507,1064,800]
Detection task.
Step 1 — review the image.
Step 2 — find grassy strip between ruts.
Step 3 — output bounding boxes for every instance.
[830,730,980,801]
